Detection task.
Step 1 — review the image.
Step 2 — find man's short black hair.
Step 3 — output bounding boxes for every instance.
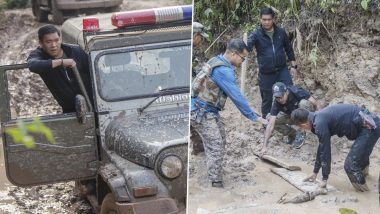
[260,7,275,18]
[291,108,310,125]
[38,25,60,41]
[226,38,248,54]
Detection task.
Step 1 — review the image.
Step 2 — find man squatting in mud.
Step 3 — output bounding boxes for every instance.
[261,82,321,152]
[291,104,380,191]
[191,38,267,188]
[27,25,93,113]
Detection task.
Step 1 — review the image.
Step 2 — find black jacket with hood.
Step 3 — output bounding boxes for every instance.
[247,25,295,74]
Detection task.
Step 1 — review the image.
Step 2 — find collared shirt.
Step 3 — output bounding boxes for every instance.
[270,86,310,116]
[309,104,362,180]
[191,55,258,122]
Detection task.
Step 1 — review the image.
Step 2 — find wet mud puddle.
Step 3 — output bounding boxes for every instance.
[188,154,380,214]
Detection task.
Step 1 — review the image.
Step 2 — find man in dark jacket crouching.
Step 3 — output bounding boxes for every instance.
[291,104,380,191]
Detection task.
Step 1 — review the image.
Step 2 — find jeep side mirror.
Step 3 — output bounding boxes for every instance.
[75,94,88,124]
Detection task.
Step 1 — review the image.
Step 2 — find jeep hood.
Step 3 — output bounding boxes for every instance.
[104,108,189,168]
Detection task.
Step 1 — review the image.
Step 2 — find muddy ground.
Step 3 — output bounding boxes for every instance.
[0,0,187,213]
[188,8,380,214]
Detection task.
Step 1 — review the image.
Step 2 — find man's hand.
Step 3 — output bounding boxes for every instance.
[290,67,298,80]
[303,173,317,182]
[257,117,268,125]
[62,59,77,68]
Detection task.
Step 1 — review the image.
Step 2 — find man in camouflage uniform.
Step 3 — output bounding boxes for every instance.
[192,22,208,79]
[261,82,321,154]
[191,38,267,188]
[190,22,209,155]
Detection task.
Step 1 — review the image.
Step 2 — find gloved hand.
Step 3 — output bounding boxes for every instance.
[303,173,317,182]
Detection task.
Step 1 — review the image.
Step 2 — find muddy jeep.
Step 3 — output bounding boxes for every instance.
[32,0,123,24]
[0,6,191,214]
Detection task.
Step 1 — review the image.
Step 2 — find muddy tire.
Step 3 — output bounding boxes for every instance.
[32,0,48,22]
[100,193,119,214]
[52,0,64,24]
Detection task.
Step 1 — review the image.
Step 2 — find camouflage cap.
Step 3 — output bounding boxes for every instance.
[193,22,208,38]
[272,82,287,97]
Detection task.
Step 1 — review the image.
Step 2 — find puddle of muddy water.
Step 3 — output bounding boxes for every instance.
[188,156,380,214]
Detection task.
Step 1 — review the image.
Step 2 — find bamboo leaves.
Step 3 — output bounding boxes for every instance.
[5,117,55,148]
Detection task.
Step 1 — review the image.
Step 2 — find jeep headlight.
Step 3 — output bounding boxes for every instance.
[158,154,183,179]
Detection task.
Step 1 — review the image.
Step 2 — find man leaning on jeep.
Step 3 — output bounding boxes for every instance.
[27,24,93,113]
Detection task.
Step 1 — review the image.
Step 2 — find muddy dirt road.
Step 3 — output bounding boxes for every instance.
[0,1,188,213]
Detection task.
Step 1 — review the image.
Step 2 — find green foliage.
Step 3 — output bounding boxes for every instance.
[361,0,370,10]
[0,0,5,12]
[320,0,338,13]
[5,0,28,9]
[291,0,300,22]
[309,45,318,67]
[5,117,55,149]
[339,208,358,214]
[194,0,293,38]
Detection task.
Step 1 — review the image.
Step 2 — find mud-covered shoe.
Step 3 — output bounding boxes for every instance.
[292,131,305,149]
[351,181,369,192]
[362,165,369,177]
[285,134,295,145]
[212,181,224,188]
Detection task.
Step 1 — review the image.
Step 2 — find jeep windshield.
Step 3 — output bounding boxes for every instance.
[95,42,191,101]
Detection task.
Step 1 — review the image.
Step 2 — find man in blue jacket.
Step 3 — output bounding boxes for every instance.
[27,25,93,113]
[291,105,380,192]
[247,7,298,118]
[191,38,267,188]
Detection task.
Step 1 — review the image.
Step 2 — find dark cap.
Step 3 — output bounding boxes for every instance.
[272,82,287,97]
[193,22,209,38]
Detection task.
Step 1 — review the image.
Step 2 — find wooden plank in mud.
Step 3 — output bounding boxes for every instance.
[270,168,336,193]
[253,151,301,171]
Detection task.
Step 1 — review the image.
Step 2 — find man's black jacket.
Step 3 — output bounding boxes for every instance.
[247,25,295,74]
[27,43,93,113]
[308,104,363,180]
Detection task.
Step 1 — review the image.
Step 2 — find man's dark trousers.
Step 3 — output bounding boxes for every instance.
[259,66,293,117]
[344,116,380,184]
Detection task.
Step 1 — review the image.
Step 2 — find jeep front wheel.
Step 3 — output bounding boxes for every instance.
[101,193,119,214]
[52,0,64,24]
[32,0,48,22]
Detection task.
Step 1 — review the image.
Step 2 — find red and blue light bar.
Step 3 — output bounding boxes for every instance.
[111,5,192,28]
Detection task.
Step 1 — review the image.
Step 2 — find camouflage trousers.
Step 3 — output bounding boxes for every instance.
[190,111,226,183]
[275,99,314,138]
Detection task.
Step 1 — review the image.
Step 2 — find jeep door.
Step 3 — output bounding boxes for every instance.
[0,64,98,186]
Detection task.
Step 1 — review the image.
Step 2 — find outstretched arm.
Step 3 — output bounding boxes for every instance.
[212,67,261,122]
